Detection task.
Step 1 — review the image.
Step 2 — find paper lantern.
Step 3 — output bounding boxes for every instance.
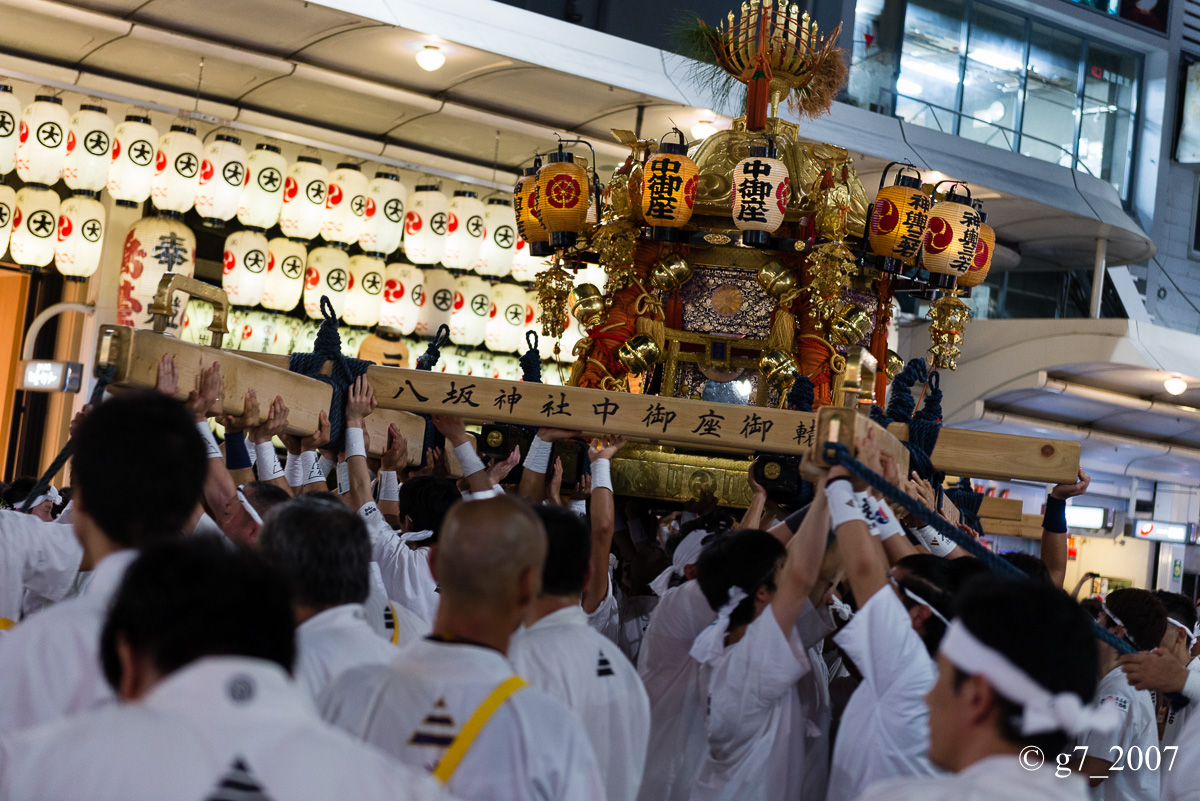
[958,212,994,289]
[492,354,521,381]
[476,199,516,277]
[10,185,60,268]
[449,274,491,346]
[15,95,68,186]
[280,156,329,241]
[222,228,270,307]
[321,162,368,245]
[343,253,386,327]
[536,150,589,249]
[341,326,369,359]
[304,243,350,319]
[484,282,528,353]
[514,164,552,257]
[260,236,306,312]
[0,184,16,257]
[236,309,280,354]
[378,262,423,335]
[272,314,304,355]
[294,319,320,353]
[868,166,929,267]
[55,191,105,280]
[441,345,472,375]
[921,186,981,289]
[180,299,214,347]
[116,214,196,331]
[510,239,551,283]
[150,124,203,214]
[465,349,492,378]
[108,114,159,207]
[640,130,697,241]
[731,143,789,247]
[63,103,113,193]
[414,267,455,336]
[359,171,406,255]
[443,190,485,269]
[238,143,286,228]
[0,85,20,175]
[404,185,448,265]
[194,134,247,223]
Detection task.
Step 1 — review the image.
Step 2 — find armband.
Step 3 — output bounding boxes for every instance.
[524,436,554,475]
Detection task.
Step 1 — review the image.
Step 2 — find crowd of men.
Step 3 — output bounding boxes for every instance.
[0,354,1197,800]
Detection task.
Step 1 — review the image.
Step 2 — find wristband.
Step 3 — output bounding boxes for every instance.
[524,436,554,475]
[318,454,335,481]
[913,524,957,557]
[379,470,400,502]
[302,450,325,486]
[591,458,612,493]
[1043,496,1068,534]
[825,480,867,530]
[224,431,251,470]
[453,441,486,477]
[337,462,350,495]
[255,442,285,482]
[285,452,304,488]
[195,422,222,461]
[345,427,367,460]
[867,496,905,541]
[246,440,257,467]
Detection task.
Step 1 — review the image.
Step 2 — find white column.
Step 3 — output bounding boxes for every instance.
[1089,237,1108,319]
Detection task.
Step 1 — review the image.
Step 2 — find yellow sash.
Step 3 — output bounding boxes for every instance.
[432,675,528,784]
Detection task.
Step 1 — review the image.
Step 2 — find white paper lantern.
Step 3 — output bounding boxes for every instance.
[542,362,563,386]
[485,282,529,354]
[340,326,369,359]
[359,171,406,256]
[492,354,521,381]
[224,307,247,351]
[15,95,67,186]
[304,243,350,319]
[222,228,269,307]
[10,185,60,268]
[294,319,321,353]
[0,85,20,176]
[321,162,368,245]
[272,314,303,355]
[510,238,551,283]
[63,103,113,193]
[476,199,516,277]
[54,191,105,280]
[343,253,385,327]
[414,267,454,336]
[442,345,472,375]
[280,156,328,241]
[378,262,422,335]
[560,315,585,361]
[449,274,491,346]
[195,134,247,223]
[108,114,159,207]
[150,124,202,214]
[116,214,195,331]
[403,185,448,265]
[238,143,286,228]
[466,349,492,378]
[0,185,16,257]
[180,299,214,347]
[262,236,307,312]
[237,309,281,354]
[442,190,485,270]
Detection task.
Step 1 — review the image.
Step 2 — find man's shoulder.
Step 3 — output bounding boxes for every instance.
[0,593,100,652]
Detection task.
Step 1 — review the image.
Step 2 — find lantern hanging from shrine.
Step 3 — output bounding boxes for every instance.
[640,129,698,241]
[151,124,203,214]
[511,239,551,283]
[195,134,247,224]
[477,198,516,277]
[261,236,307,312]
[378,261,423,335]
[414,266,455,336]
[359,171,406,256]
[731,139,789,247]
[343,252,386,327]
[958,211,994,289]
[238,143,287,229]
[535,148,588,249]
[404,185,448,265]
[443,190,486,269]
[0,185,15,258]
[514,160,552,257]
[281,155,329,241]
[485,281,528,354]
[920,184,981,290]
[223,228,270,308]
[449,273,491,346]
[322,162,368,245]
[117,213,196,331]
[10,184,60,268]
[108,114,159,208]
[63,103,113,193]
[868,163,929,268]
[0,85,20,175]
[304,242,350,319]
[15,95,68,186]
[54,190,105,280]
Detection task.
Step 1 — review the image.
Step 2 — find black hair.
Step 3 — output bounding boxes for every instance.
[243,481,291,519]
[398,475,462,541]
[1104,588,1167,652]
[257,495,372,609]
[1155,590,1198,639]
[952,573,1099,756]
[534,505,591,597]
[1000,552,1052,585]
[73,392,206,547]
[100,538,295,690]
[894,554,956,656]
[628,546,671,596]
[1,477,37,507]
[696,529,785,630]
[665,510,733,559]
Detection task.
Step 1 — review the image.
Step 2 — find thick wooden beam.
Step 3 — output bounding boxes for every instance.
[977,496,1024,522]
[979,513,1045,539]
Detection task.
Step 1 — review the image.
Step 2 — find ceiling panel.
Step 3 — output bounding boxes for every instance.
[0,3,129,64]
[450,67,654,129]
[239,75,420,135]
[387,113,546,170]
[986,389,1118,424]
[1091,410,1200,441]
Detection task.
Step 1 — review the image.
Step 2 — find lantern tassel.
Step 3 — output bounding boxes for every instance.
[764,305,795,353]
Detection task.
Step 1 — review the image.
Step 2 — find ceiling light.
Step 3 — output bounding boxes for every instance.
[416,46,445,72]
[895,77,923,96]
[691,120,718,140]
[1164,375,1189,395]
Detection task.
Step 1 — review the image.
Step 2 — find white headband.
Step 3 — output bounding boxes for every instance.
[236,487,263,526]
[26,485,61,511]
[941,620,1119,736]
[400,528,434,544]
[890,575,950,626]
[650,528,708,597]
[1166,616,1198,648]
[689,586,749,664]
[1099,602,1138,650]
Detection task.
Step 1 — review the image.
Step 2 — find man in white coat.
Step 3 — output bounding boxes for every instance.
[0,507,84,633]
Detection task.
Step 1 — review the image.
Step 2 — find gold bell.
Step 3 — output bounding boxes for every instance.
[829,305,873,347]
[617,334,662,374]
[885,350,905,381]
[759,349,799,389]
[649,253,693,291]
[756,260,797,300]
[570,283,606,327]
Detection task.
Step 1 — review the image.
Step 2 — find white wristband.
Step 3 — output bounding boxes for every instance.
[285,452,304,488]
[524,436,554,475]
[246,442,257,467]
[195,421,222,461]
[867,496,905,541]
[379,471,400,502]
[914,524,957,557]
[825,480,867,531]
[302,450,325,486]
[345,427,367,460]
[591,458,612,493]
[318,454,335,480]
[255,442,284,482]
[337,462,350,495]
[454,441,485,477]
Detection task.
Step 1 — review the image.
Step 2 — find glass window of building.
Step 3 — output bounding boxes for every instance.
[1021,24,1083,168]
[895,0,966,132]
[959,4,1025,149]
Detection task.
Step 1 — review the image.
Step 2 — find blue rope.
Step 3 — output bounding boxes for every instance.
[520,331,542,383]
[289,296,371,453]
[415,324,450,371]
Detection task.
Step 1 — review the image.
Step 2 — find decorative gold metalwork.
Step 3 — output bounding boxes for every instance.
[611,444,756,508]
[828,305,873,346]
[618,334,663,374]
[756,259,798,300]
[658,326,774,406]
[649,253,695,291]
[703,233,732,245]
[927,293,971,370]
[759,349,799,389]
[532,257,574,338]
[570,283,606,327]
[885,349,904,381]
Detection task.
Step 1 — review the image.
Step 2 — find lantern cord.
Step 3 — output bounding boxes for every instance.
[193,57,204,113]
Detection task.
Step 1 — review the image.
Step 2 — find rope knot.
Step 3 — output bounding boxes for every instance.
[520,330,542,383]
[415,324,450,371]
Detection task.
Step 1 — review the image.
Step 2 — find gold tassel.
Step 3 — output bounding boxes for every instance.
[636,315,666,352]
[764,306,795,352]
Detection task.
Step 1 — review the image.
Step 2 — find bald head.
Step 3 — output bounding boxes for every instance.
[434,496,547,613]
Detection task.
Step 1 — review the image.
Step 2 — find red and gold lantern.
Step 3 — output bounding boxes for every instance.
[958,211,994,289]
[535,148,588,249]
[920,184,981,290]
[868,163,930,267]
[640,129,698,241]
[514,160,552,257]
[731,141,789,248]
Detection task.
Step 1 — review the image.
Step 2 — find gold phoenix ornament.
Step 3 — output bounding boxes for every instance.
[927,293,972,370]
[531,257,575,339]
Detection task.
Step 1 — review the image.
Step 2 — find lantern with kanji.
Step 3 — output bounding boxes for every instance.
[731,142,789,247]
[321,162,368,245]
[476,198,516,277]
[514,162,552,257]
[223,228,270,307]
[414,267,455,336]
[511,239,551,283]
[117,214,196,330]
[238,143,286,228]
[304,242,350,319]
[261,236,307,312]
[63,103,113,193]
[449,273,491,346]
[443,190,486,269]
[640,129,698,241]
[15,95,68,186]
[343,252,386,327]
[180,299,214,347]
[150,124,203,214]
[54,190,105,280]
[485,281,528,353]
[108,114,159,208]
[535,149,588,249]
[958,211,994,289]
[10,185,61,268]
[0,184,15,256]
[920,184,981,289]
[378,262,423,335]
[359,171,406,256]
[281,156,329,241]
[195,134,247,224]
[0,85,20,175]
[237,309,280,354]
[868,163,929,268]
[404,185,448,265]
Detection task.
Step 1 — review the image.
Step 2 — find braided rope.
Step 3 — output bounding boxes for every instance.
[289,296,371,453]
[519,331,542,383]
